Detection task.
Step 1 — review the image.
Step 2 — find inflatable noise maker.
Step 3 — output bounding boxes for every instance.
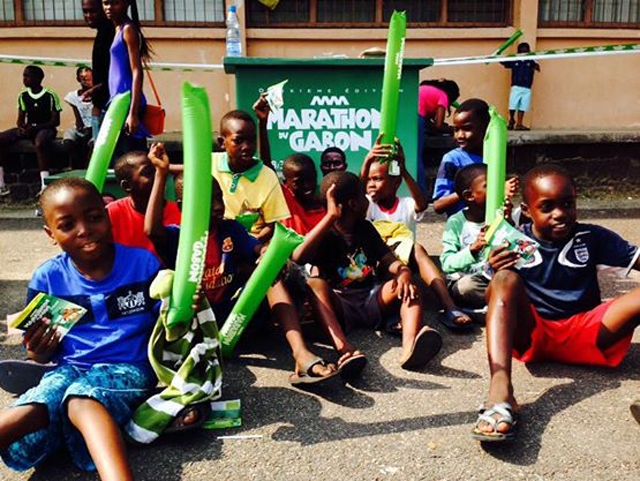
[219,222,304,358]
[166,82,213,328]
[378,10,406,177]
[483,107,508,225]
[85,91,130,191]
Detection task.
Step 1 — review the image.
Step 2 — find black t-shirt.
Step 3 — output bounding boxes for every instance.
[92,22,116,110]
[311,219,392,290]
[18,88,62,126]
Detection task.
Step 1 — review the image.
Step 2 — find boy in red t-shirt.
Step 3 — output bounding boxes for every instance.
[107,146,181,259]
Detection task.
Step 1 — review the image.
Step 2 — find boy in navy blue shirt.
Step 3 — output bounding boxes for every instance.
[501,42,540,131]
[473,165,640,442]
[0,178,159,477]
[433,99,519,217]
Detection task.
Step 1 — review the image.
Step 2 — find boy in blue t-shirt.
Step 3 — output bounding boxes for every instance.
[0,178,159,477]
[473,165,640,443]
[501,42,540,131]
[433,98,518,217]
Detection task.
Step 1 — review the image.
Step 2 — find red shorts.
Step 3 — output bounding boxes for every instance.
[513,300,633,367]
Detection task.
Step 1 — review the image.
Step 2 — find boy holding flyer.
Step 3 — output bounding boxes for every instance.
[473,165,640,442]
[0,178,160,478]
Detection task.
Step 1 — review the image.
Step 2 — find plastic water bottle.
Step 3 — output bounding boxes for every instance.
[226,5,242,57]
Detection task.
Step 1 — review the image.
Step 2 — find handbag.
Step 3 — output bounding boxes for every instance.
[143,68,165,136]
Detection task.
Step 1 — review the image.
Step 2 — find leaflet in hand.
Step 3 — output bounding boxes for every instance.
[484,216,538,269]
[10,293,86,339]
[266,79,288,113]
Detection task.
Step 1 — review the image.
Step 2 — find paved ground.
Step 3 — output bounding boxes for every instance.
[0,203,639,481]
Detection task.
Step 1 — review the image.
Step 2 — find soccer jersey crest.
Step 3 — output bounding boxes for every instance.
[574,245,590,263]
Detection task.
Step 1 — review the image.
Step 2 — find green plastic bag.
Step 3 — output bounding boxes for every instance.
[167,83,213,328]
[378,10,406,176]
[483,107,508,225]
[85,91,130,192]
[219,222,304,357]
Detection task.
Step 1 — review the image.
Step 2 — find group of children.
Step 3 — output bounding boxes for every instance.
[0,0,151,200]
[1,86,639,476]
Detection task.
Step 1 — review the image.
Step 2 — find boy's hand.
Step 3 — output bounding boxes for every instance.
[253,92,270,123]
[23,318,60,363]
[326,184,342,221]
[393,268,417,303]
[80,88,94,101]
[394,138,406,172]
[505,175,519,199]
[503,198,514,224]
[488,245,519,271]
[148,143,170,175]
[125,113,139,136]
[191,286,205,311]
[469,226,488,256]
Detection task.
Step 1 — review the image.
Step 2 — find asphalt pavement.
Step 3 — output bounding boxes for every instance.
[0,204,638,481]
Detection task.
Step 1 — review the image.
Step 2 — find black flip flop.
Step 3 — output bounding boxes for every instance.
[0,360,54,395]
[289,357,340,386]
[338,353,367,380]
[164,402,212,434]
[438,309,474,332]
[400,326,443,370]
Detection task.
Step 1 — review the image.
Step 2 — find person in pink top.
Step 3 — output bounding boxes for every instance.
[417,79,460,193]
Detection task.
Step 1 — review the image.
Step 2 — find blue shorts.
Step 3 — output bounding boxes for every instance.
[1,363,156,472]
[509,85,532,112]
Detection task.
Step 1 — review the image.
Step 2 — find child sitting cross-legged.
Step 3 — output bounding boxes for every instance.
[108,148,181,260]
[0,178,160,479]
[154,143,337,385]
[362,138,473,330]
[473,164,640,442]
[293,171,443,377]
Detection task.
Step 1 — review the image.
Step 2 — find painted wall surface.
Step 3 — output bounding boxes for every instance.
[0,14,639,133]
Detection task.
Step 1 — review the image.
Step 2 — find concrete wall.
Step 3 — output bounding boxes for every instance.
[0,0,639,132]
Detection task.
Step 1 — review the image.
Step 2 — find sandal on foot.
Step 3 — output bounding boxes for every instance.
[400,326,443,370]
[0,360,54,395]
[439,308,474,332]
[338,352,367,380]
[630,399,640,425]
[164,401,211,434]
[289,357,339,386]
[515,125,530,131]
[472,402,518,442]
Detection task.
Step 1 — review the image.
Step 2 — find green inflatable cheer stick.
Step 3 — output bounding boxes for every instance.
[220,222,304,357]
[483,107,508,225]
[167,83,213,328]
[85,91,130,192]
[492,29,523,56]
[235,213,260,232]
[378,10,406,176]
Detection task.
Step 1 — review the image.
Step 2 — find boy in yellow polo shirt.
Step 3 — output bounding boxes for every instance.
[212,110,290,242]
[212,109,338,385]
